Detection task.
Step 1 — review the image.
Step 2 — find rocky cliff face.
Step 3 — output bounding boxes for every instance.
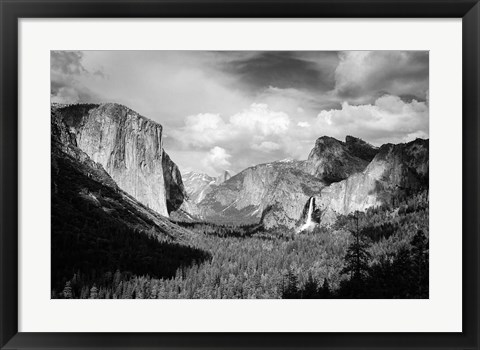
[316,138,429,225]
[51,105,196,243]
[56,103,186,217]
[183,134,427,230]
[344,135,378,162]
[51,105,118,190]
[162,150,187,213]
[197,160,326,228]
[305,136,377,183]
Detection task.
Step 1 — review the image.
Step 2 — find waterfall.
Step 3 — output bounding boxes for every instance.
[298,197,315,233]
[305,197,314,226]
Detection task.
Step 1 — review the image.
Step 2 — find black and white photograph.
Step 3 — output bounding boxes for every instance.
[51,50,429,299]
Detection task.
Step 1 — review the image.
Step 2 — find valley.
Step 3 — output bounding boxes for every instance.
[51,103,429,299]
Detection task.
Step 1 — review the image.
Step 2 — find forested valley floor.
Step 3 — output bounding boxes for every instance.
[53,189,428,299]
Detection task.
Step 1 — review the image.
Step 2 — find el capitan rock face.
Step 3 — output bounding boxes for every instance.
[305,136,377,183]
[55,103,186,217]
[51,104,196,243]
[51,105,119,191]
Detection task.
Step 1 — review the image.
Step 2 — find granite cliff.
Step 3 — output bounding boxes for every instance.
[55,103,185,217]
[51,106,209,293]
[197,160,326,228]
[191,135,427,230]
[215,170,232,185]
[51,104,196,243]
[305,136,377,183]
[316,138,429,225]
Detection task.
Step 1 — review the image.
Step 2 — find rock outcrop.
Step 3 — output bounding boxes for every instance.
[51,105,118,190]
[51,104,196,243]
[162,150,187,213]
[215,170,232,185]
[344,135,378,162]
[55,103,186,217]
[305,136,377,183]
[316,138,429,225]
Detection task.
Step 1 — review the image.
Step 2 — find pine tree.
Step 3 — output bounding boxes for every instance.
[319,278,331,298]
[410,229,429,297]
[341,212,371,281]
[282,269,299,299]
[62,281,73,299]
[150,283,158,299]
[302,273,318,299]
[89,285,98,299]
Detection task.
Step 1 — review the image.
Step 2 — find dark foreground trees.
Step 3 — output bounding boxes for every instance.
[282,229,429,299]
[51,151,211,298]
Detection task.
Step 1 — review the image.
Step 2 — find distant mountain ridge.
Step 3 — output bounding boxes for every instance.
[182,170,232,204]
[54,102,428,232]
[185,135,427,229]
[192,159,326,227]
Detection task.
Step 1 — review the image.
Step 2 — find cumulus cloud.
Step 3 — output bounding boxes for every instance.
[171,103,290,150]
[178,113,231,148]
[169,103,296,174]
[202,147,232,174]
[230,103,290,136]
[313,95,429,145]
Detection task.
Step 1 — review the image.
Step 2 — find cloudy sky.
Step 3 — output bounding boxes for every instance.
[51,51,429,176]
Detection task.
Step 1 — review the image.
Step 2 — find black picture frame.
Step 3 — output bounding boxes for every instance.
[1,0,479,349]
